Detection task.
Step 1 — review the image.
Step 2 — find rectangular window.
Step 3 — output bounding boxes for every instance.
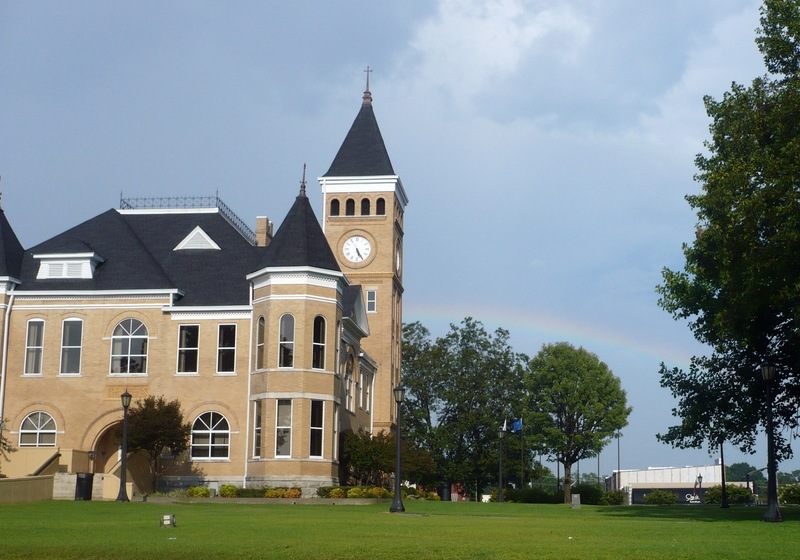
[364,373,371,412]
[276,399,292,457]
[217,324,236,373]
[60,319,82,375]
[253,400,262,458]
[25,320,44,375]
[366,290,377,313]
[333,404,339,461]
[178,325,199,374]
[310,400,323,457]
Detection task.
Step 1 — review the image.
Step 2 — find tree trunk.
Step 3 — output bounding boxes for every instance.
[562,462,573,504]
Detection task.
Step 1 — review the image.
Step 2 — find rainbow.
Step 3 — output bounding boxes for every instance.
[404,301,701,370]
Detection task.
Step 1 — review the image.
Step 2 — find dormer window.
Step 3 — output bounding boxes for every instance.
[34,253,105,280]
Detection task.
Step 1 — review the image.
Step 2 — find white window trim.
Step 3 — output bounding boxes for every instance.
[216,323,237,375]
[59,318,83,376]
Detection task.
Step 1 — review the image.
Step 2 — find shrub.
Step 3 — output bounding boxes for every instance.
[369,486,391,499]
[347,487,366,498]
[329,487,346,499]
[264,487,286,498]
[571,483,603,505]
[643,490,677,505]
[507,487,561,504]
[704,484,753,505]
[284,488,302,499]
[779,484,800,505]
[219,484,239,498]
[237,487,267,498]
[600,490,626,505]
[186,485,211,498]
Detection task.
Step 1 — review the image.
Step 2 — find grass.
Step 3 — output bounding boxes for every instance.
[1,500,799,559]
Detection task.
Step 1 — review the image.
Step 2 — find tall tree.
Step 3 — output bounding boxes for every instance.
[124,396,191,492]
[402,319,528,497]
[657,0,800,457]
[526,342,630,503]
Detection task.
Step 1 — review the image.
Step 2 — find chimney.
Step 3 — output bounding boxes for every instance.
[255,216,273,247]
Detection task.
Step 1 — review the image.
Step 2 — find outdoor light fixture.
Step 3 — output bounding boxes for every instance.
[116,390,132,502]
[390,385,405,513]
[760,364,783,522]
[497,427,506,503]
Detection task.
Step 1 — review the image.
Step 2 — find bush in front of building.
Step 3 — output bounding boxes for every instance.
[643,490,677,505]
[600,490,626,505]
[219,484,239,498]
[779,484,800,505]
[571,483,604,505]
[704,484,753,505]
[507,486,561,504]
[186,485,212,498]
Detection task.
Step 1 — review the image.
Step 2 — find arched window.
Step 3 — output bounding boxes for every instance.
[256,317,265,370]
[376,198,386,215]
[191,412,230,459]
[279,314,294,367]
[19,411,56,447]
[361,199,371,216]
[330,199,340,216]
[345,198,355,216]
[110,319,148,374]
[312,316,326,369]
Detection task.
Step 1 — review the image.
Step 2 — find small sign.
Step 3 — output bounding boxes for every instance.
[160,514,176,528]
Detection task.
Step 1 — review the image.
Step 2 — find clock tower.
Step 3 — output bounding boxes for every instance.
[319,83,408,432]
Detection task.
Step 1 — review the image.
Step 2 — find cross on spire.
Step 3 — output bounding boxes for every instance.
[299,163,307,197]
[362,66,373,105]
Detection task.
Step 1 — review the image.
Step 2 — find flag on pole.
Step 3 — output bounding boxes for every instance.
[512,418,523,433]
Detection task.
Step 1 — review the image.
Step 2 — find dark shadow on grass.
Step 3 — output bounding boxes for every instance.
[598,504,800,522]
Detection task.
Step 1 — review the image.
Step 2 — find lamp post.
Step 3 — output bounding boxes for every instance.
[497,427,506,503]
[116,390,132,502]
[696,474,703,503]
[389,385,405,513]
[719,437,729,508]
[761,364,783,522]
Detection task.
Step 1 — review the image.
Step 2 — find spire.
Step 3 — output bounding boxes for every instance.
[324,73,395,177]
[363,66,373,106]
[299,163,307,197]
[257,184,340,271]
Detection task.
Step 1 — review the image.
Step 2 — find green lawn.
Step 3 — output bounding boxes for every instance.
[1,500,799,559]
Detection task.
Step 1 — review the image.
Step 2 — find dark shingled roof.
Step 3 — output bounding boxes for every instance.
[18,209,266,306]
[258,190,340,272]
[0,208,24,279]
[324,91,395,177]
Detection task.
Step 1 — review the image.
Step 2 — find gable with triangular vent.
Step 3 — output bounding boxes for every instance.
[174,226,220,251]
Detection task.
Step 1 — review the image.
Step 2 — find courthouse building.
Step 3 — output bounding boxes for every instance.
[0,86,407,497]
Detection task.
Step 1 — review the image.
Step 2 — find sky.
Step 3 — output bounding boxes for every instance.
[2,0,793,477]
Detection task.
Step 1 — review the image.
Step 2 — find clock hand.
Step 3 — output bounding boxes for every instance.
[356,248,363,259]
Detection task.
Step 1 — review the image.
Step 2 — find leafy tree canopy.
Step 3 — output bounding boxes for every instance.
[526,342,630,503]
[657,0,800,459]
[124,395,191,492]
[401,319,528,497]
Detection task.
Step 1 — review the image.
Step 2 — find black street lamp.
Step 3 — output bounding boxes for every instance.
[116,390,132,502]
[389,385,405,513]
[696,474,703,502]
[761,364,783,522]
[497,427,506,503]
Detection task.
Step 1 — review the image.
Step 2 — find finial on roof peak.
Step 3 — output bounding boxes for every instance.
[299,163,307,197]
[362,66,373,106]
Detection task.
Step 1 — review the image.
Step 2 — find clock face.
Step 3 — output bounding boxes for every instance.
[343,235,372,263]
